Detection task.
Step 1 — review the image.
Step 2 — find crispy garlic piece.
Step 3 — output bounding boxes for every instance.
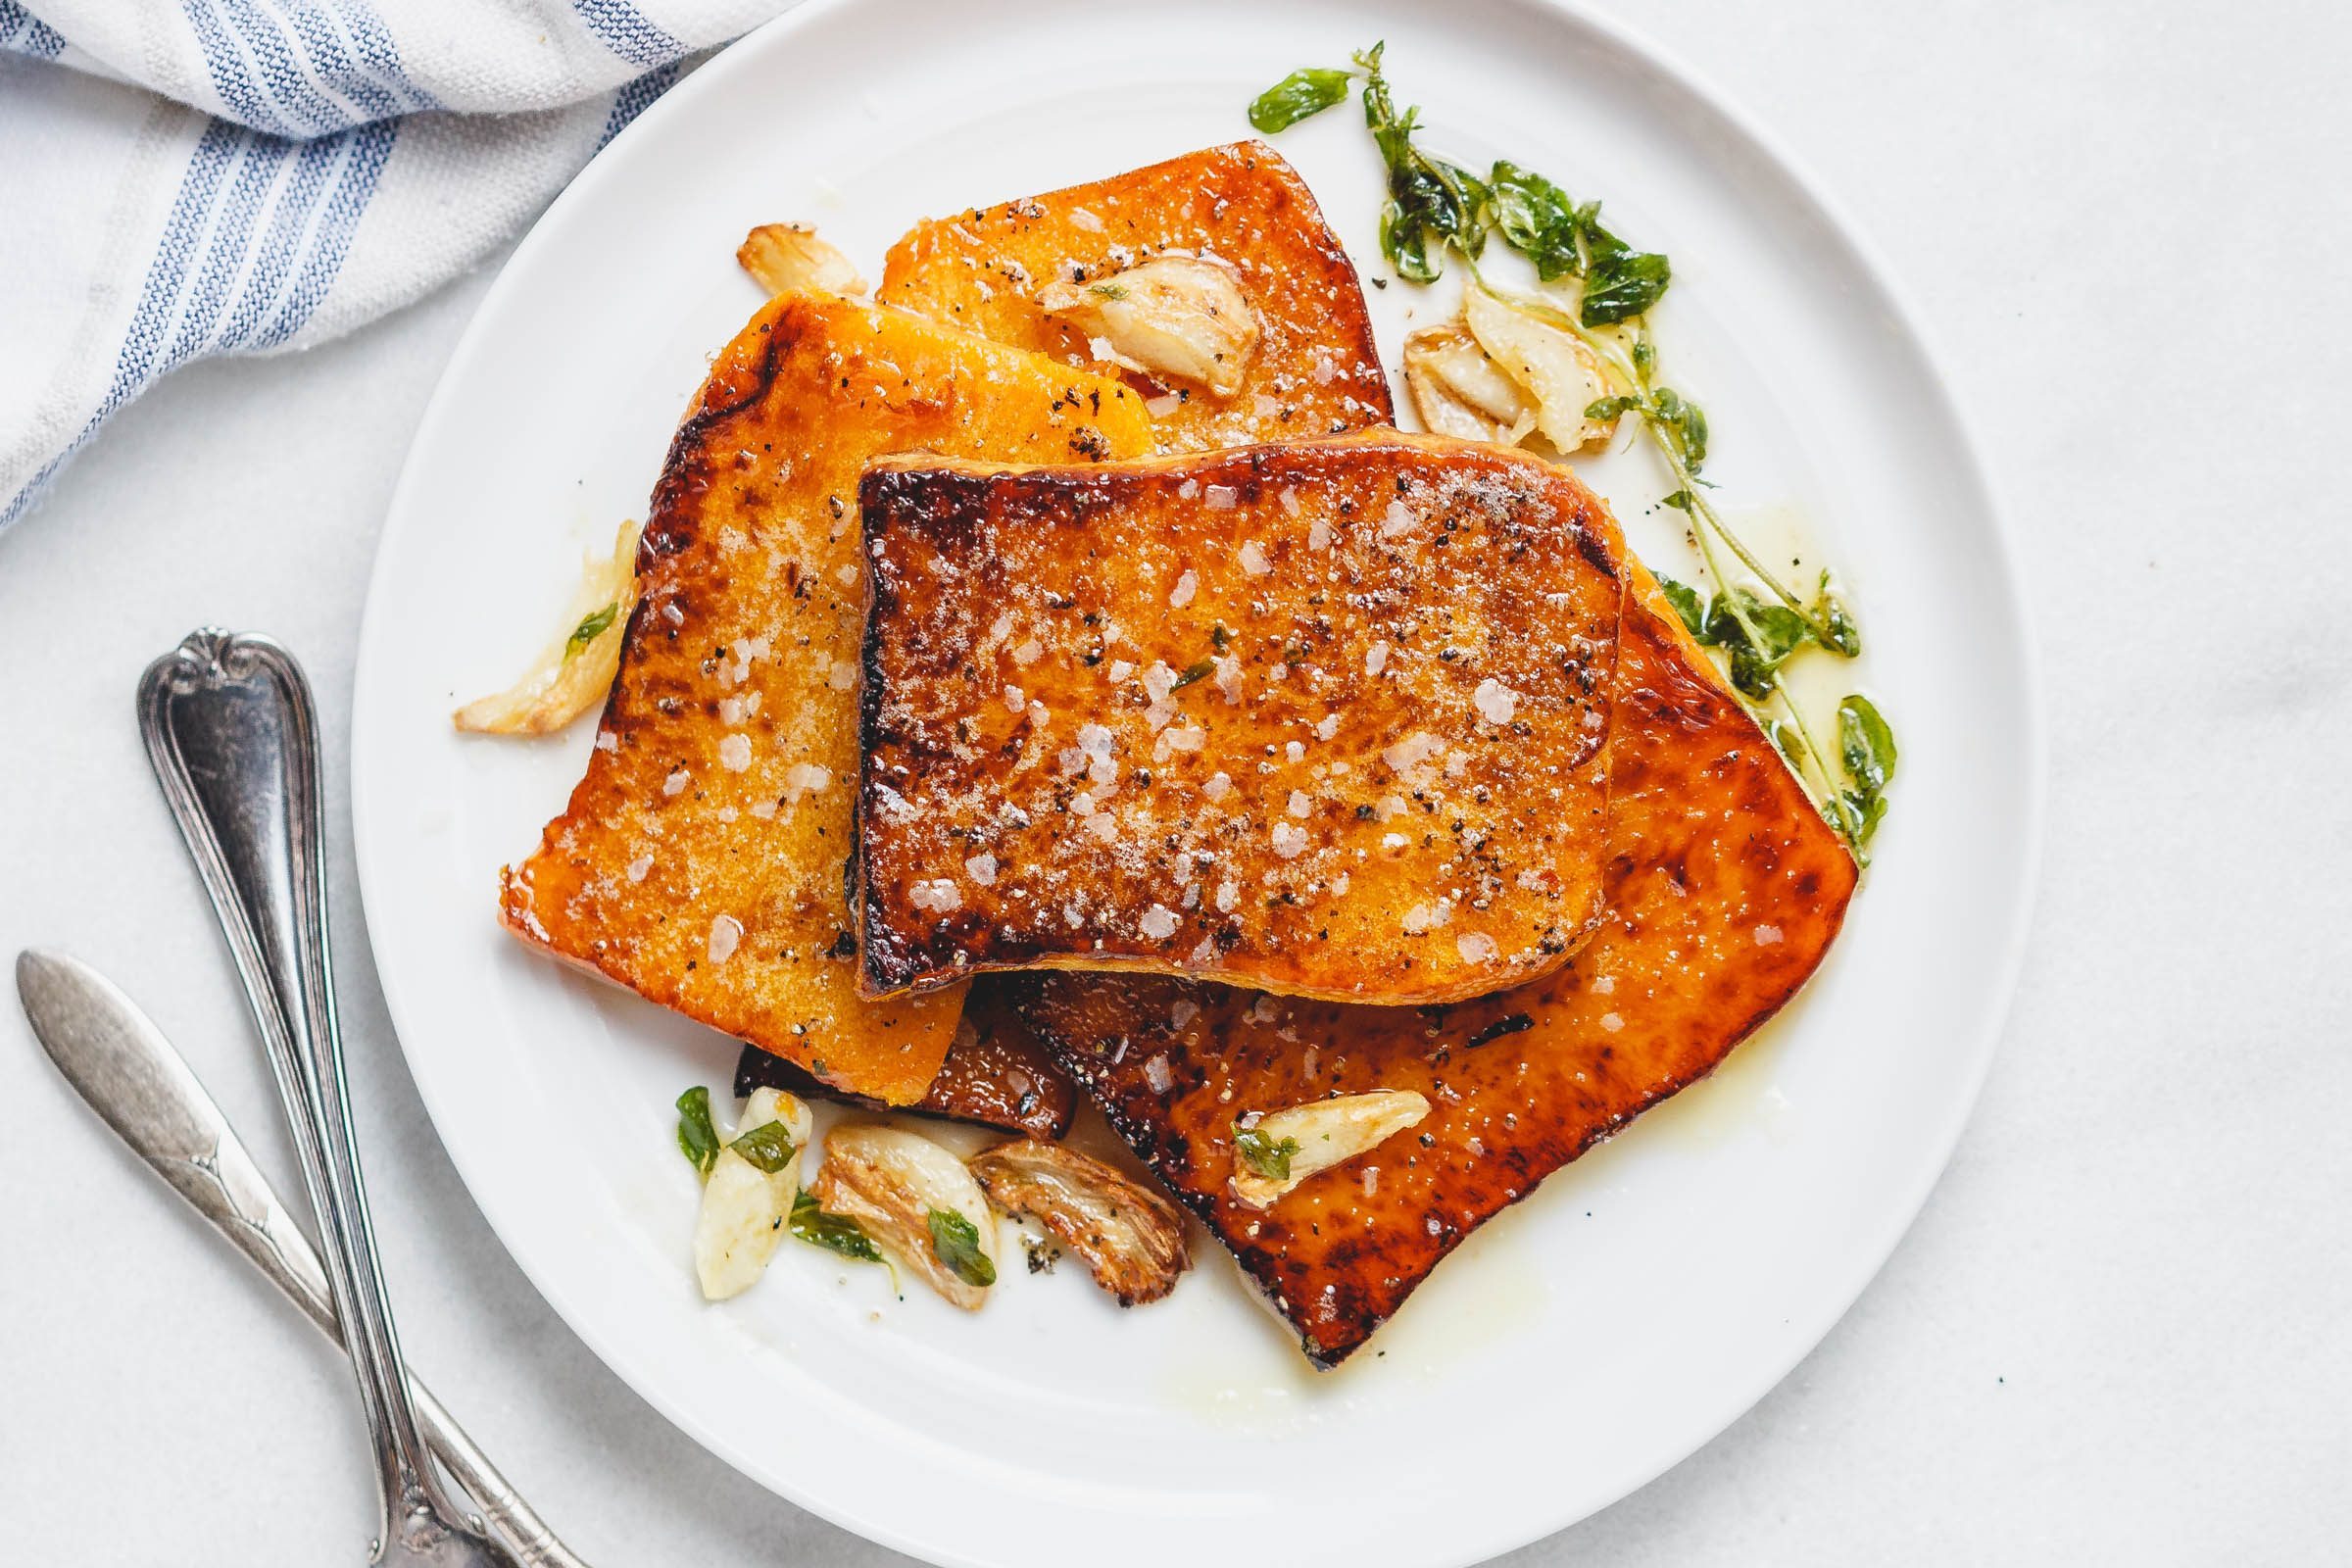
[1036,253,1259,398]
[1231,1089,1432,1210]
[808,1125,999,1309]
[737,222,867,296]
[969,1140,1190,1307]
[1404,323,1538,445]
[454,517,642,735]
[1461,282,1618,453]
[692,1087,812,1300]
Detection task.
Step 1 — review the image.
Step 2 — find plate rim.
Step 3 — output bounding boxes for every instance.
[350,1,2046,1560]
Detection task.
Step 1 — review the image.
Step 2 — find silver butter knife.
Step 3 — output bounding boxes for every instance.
[17,949,589,1568]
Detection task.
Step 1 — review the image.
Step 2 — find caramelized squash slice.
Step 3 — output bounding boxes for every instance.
[856,432,1628,1006]
[865,142,1396,1114]
[878,141,1392,453]
[1012,568,1859,1366]
[734,978,1075,1139]
[499,292,1152,1104]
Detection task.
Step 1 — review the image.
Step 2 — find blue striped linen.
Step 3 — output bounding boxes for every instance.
[0,0,787,529]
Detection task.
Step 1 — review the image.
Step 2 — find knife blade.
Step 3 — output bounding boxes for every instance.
[16,949,587,1568]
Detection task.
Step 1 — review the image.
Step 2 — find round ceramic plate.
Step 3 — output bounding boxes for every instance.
[351,1,2040,1562]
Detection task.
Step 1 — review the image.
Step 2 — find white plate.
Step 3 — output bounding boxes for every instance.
[351,1,2041,1562]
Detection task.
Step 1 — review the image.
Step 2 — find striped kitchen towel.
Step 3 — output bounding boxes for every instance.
[0,0,792,531]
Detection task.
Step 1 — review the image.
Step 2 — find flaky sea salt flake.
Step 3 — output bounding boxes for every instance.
[707,914,742,962]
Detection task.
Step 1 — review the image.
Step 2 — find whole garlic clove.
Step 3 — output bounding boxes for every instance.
[453,517,643,736]
[1230,1089,1431,1210]
[970,1139,1190,1306]
[808,1124,999,1309]
[1404,323,1540,446]
[692,1087,812,1300]
[1036,253,1260,399]
[737,222,868,297]
[1461,283,1618,453]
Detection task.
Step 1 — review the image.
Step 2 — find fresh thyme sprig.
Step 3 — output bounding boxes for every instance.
[1248,44,1894,860]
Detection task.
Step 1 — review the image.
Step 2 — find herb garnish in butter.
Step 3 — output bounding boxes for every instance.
[1250,43,1897,860]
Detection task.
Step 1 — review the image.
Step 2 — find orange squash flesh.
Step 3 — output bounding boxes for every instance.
[499,292,1152,1104]
[879,140,1392,454]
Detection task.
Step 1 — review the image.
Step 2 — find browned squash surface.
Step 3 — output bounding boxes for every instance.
[733,979,1075,1139]
[1013,569,1858,1365]
[859,142,1395,1111]
[856,432,1628,1007]
[877,141,1392,453]
[499,291,1152,1105]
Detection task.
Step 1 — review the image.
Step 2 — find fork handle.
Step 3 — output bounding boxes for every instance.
[140,629,468,1557]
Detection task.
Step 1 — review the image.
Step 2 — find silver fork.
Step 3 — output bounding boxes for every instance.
[139,628,523,1567]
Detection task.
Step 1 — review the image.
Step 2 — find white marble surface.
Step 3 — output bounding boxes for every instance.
[3,1,2347,1560]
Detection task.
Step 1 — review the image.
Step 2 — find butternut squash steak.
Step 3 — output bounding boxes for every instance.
[499,291,1151,1105]
[836,141,1394,1119]
[1012,569,1859,1365]
[856,432,1627,1006]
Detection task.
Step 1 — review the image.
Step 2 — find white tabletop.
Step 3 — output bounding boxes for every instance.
[3,1,2346,1560]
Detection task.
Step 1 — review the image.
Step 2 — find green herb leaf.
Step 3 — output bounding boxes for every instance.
[1646,386,1709,470]
[1823,694,1898,856]
[1170,658,1216,690]
[1380,206,1442,284]
[790,1191,883,1263]
[1827,792,1874,854]
[1812,571,1862,658]
[1765,718,1806,764]
[728,1120,798,1174]
[1705,589,1808,700]
[1248,66,1357,133]
[1581,249,1672,325]
[1846,787,1889,843]
[1355,49,1485,284]
[674,1086,719,1177]
[566,602,619,658]
[1657,576,1714,643]
[927,1208,997,1288]
[1089,281,1129,300]
[1482,161,1569,253]
[1838,695,1897,796]
[1234,1124,1300,1182]
[1728,649,1776,701]
[1659,489,1695,514]
[1481,161,1591,279]
[1745,600,1811,661]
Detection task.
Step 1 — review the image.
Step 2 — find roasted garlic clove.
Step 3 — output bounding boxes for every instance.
[454,517,642,736]
[1230,1089,1431,1210]
[1403,323,1539,445]
[737,222,867,297]
[808,1124,999,1309]
[970,1139,1190,1306]
[1036,253,1259,398]
[692,1087,812,1300]
[1461,283,1618,453]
